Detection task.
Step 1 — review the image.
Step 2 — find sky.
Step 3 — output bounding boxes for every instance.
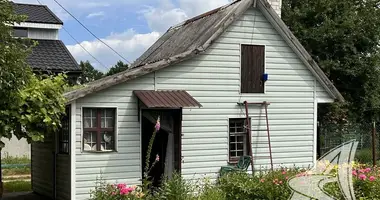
[13,0,232,71]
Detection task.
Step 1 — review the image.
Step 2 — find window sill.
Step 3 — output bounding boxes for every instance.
[82,150,117,153]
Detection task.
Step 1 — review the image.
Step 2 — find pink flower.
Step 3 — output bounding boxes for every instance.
[111,192,116,196]
[359,174,367,180]
[117,183,126,189]
[365,168,372,173]
[370,176,376,182]
[155,154,160,162]
[285,176,289,180]
[260,179,265,183]
[282,171,286,175]
[120,187,131,195]
[279,181,283,184]
[352,170,357,176]
[155,117,161,131]
[359,169,365,173]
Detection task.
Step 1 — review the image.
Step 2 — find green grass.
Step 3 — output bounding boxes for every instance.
[4,181,31,193]
[2,167,31,176]
[2,155,30,165]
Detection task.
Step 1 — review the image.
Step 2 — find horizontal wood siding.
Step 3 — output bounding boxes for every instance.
[56,155,71,200]
[28,28,58,40]
[31,139,53,198]
[74,75,154,200]
[316,84,333,102]
[155,7,323,179]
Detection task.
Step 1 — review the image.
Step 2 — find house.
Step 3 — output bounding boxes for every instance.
[30,0,343,199]
[1,2,81,159]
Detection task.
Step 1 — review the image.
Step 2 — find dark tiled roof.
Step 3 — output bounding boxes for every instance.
[27,39,80,72]
[12,3,63,25]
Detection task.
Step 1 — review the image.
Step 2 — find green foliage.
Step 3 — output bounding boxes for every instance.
[106,60,129,76]
[0,0,68,147]
[3,180,31,193]
[282,0,380,123]
[78,60,104,84]
[2,155,30,165]
[218,169,299,200]
[152,172,194,200]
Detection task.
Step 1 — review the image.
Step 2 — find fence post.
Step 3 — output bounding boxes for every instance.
[372,121,377,167]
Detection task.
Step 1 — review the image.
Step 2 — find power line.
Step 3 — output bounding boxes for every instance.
[51,0,132,65]
[35,0,109,70]
[62,27,109,70]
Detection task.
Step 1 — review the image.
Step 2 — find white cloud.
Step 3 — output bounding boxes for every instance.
[178,0,231,18]
[66,29,161,71]
[86,11,105,19]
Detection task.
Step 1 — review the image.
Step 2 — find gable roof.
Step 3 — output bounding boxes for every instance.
[28,39,80,73]
[64,0,344,102]
[12,3,63,25]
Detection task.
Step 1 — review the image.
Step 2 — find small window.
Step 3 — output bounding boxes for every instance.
[13,27,28,37]
[83,108,116,152]
[241,44,265,93]
[58,105,71,154]
[229,118,249,162]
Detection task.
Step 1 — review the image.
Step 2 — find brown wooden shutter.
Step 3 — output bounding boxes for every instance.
[241,44,265,93]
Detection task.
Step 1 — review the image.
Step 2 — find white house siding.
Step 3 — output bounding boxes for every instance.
[74,75,155,199]
[154,7,327,179]
[28,28,58,40]
[316,84,333,103]
[31,138,54,198]
[56,154,71,200]
[72,7,335,199]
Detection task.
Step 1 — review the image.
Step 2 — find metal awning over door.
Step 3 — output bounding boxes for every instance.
[133,90,202,108]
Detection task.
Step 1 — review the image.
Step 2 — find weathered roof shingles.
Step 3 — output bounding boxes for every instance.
[12,3,63,25]
[28,39,80,72]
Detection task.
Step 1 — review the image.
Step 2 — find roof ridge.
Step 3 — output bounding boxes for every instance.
[12,2,47,7]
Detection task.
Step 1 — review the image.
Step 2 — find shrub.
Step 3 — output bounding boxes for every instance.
[218,168,300,200]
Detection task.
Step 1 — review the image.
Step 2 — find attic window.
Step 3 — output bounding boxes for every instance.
[13,27,28,38]
[241,44,265,93]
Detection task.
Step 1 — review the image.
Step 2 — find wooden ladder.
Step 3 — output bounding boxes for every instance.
[238,101,273,173]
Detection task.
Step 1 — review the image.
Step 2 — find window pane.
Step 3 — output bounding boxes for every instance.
[237,151,243,156]
[237,143,244,150]
[101,131,114,151]
[83,131,97,151]
[84,109,91,117]
[237,135,244,142]
[101,109,114,128]
[13,28,28,37]
[84,108,97,128]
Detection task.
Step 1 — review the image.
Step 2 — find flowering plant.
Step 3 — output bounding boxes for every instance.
[89,176,145,200]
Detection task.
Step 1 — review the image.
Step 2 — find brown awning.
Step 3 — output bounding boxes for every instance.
[133,90,202,108]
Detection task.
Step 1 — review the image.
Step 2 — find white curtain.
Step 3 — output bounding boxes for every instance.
[142,111,175,179]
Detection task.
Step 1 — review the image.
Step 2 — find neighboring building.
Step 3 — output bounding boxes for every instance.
[31,0,343,199]
[1,0,79,173]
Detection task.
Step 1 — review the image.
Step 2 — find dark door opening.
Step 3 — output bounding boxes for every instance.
[141,109,181,187]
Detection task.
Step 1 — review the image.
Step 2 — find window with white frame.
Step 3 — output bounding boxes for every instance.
[229,118,249,162]
[58,105,70,154]
[83,108,116,152]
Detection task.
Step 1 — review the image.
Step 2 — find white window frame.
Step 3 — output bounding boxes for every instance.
[228,118,250,162]
[80,106,118,153]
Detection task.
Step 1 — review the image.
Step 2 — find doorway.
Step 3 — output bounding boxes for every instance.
[141,109,181,187]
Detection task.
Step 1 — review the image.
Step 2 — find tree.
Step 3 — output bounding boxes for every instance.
[282,0,380,123]
[0,0,67,147]
[78,60,104,84]
[106,60,129,76]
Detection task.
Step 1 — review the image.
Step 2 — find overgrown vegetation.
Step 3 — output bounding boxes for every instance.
[90,164,380,200]
[2,155,30,165]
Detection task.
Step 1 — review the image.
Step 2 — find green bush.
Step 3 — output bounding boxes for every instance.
[355,149,373,164]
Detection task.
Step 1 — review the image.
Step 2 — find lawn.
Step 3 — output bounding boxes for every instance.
[3,181,31,193]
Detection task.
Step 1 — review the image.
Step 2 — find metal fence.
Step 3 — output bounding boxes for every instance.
[318,121,379,166]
